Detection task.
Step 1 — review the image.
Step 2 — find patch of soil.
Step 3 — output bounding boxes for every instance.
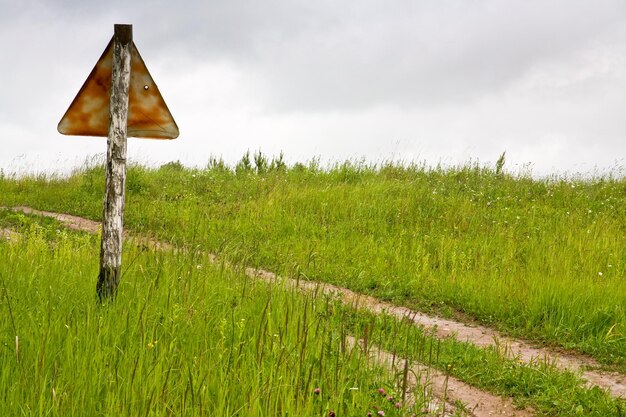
[0,227,21,242]
[9,206,102,234]
[346,336,535,417]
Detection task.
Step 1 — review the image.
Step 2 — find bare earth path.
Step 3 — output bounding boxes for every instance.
[0,227,21,242]
[5,206,625,402]
[346,336,534,417]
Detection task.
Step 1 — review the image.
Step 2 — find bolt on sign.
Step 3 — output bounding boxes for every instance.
[58,24,178,301]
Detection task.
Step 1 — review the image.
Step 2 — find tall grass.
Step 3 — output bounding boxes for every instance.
[0,222,433,416]
[1,209,625,416]
[0,155,624,368]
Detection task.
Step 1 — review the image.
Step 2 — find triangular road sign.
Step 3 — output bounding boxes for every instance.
[58,37,179,139]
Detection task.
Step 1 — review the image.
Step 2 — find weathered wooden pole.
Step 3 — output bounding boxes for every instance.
[97,24,132,301]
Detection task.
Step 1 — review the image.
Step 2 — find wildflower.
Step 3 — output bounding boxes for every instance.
[328,411,336,417]
[395,402,402,409]
[314,387,321,395]
[378,388,386,396]
[367,412,373,417]
[598,272,603,276]
[147,340,158,349]
[387,395,394,402]
[377,411,385,416]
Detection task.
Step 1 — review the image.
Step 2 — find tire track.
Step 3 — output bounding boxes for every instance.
[346,336,534,417]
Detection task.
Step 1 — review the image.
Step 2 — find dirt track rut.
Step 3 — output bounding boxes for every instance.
[347,336,534,417]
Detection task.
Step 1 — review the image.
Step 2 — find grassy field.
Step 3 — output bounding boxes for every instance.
[1,213,444,416]
[1,208,625,416]
[1,154,626,415]
[1,155,623,368]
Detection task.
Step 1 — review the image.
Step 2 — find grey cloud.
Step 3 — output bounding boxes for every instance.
[16,0,626,114]
[0,0,624,176]
[54,0,623,112]
[242,1,626,111]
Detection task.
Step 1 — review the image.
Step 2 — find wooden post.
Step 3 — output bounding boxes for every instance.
[97,24,132,301]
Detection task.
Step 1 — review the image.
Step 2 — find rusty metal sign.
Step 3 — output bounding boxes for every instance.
[58,38,179,139]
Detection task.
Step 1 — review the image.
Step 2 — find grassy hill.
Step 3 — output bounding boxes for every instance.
[0,155,626,365]
[1,155,624,367]
[1,154,625,416]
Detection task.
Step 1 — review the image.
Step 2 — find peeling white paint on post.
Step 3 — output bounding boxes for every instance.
[97,24,132,301]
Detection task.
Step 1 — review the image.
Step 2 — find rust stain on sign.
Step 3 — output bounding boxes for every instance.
[58,38,179,139]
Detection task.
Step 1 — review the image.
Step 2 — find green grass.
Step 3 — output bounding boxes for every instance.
[2,208,625,416]
[1,216,447,416]
[1,156,623,369]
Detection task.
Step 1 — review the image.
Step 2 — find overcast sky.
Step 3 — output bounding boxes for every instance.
[1,0,625,177]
